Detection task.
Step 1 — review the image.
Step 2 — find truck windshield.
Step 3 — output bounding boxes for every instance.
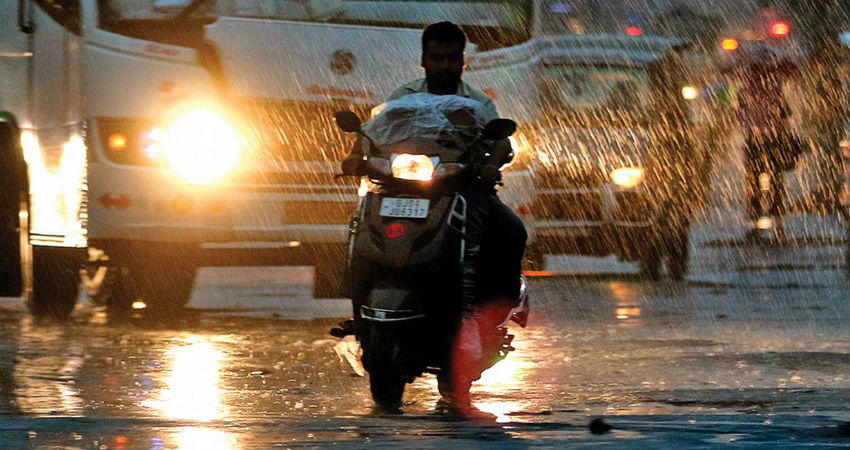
[97,0,533,50]
[539,65,650,127]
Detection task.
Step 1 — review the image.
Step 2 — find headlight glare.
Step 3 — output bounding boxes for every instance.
[159,109,242,183]
[610,167,644,189]
[391,154,436,181]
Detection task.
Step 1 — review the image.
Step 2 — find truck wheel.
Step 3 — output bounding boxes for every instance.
[366,327,405,411]
[638,226,662,280]
[112,243,199,314]
[638,249,662,280]
[0,229,22,297]
[0,116,25,297]
[29,246,82,319]
[667,225,691,281]
[135,246,198,310]
[310,244,346,299]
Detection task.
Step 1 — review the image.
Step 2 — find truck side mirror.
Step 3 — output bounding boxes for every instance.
[482,118,517,141]
[334,111,362,133]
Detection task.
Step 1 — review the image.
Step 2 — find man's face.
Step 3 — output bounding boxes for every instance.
[422,40,465,90]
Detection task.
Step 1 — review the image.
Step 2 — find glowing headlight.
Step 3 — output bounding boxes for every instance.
[610,167,644,189]
[681,85,699,100]
[391,154,437,181]
[158,109,242,183]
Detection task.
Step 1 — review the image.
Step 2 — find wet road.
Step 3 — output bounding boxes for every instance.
[2,136,849,448]
[1,243,848,449]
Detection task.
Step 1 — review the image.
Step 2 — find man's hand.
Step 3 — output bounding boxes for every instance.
[491,139,514,166]
[479,164,502,184]
[476,139,512,183]
[341,156,365,176]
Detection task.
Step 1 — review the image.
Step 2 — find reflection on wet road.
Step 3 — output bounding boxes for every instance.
[13,322,84,417]
[0,270,848,449]
[141,336,227,422]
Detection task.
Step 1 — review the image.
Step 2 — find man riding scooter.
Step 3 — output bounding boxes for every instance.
[340,21,528,414]
[733,47,801,242]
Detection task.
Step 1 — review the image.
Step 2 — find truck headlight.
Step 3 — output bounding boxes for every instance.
[391,154,437,181]
[160,109,242,183]
[610,167,644,189]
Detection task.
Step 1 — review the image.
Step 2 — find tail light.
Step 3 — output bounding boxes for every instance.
[769,20,790,38]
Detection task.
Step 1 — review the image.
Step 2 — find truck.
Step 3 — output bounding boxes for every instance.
[3,0,537,319]
[518,34,722,279]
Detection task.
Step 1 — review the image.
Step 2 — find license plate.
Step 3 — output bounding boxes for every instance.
[379,198,430,218]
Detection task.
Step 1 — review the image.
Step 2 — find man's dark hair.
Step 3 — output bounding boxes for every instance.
[422,21,467,52]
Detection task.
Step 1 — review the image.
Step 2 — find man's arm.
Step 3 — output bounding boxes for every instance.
[481,97,499,122]
[340,84,409,175]
[341,136,370,175]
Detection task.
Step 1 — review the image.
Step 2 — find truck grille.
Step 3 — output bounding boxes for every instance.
[236,99,373,164]
[534,165,605,189]
[228,167,356,189]
[284,200,359,225]
[533,190,602,222]
[613,191,653,222]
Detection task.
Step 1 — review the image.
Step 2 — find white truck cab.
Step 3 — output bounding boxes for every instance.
[8,0,536,318]
[512,34,719,279]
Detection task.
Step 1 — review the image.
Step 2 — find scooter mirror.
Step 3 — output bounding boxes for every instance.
[334,111,362,133]
[482,118,517,141]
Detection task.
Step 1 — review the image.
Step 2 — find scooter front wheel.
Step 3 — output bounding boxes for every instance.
[365,326,406,411]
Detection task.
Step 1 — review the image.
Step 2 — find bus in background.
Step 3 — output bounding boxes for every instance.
[8,0,536,319]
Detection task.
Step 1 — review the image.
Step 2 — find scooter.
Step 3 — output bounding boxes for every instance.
[749,169,785,242]
[333,103,529,411]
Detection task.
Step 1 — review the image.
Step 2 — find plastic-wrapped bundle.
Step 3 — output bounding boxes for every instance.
[363,93,490,147]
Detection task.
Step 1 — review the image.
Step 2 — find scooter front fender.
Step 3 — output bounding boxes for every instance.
[360,287,426,323]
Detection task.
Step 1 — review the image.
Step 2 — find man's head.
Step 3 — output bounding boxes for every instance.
[421,21,466,94]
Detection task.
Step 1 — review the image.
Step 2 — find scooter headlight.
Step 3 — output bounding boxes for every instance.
[610,167,644,189]
[391,154,437,181]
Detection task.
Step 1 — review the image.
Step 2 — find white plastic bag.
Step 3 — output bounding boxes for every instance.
[363,93,490,147]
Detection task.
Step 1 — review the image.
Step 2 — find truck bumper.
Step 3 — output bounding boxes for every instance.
[531,183,656,258]
[87,161,357,245]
